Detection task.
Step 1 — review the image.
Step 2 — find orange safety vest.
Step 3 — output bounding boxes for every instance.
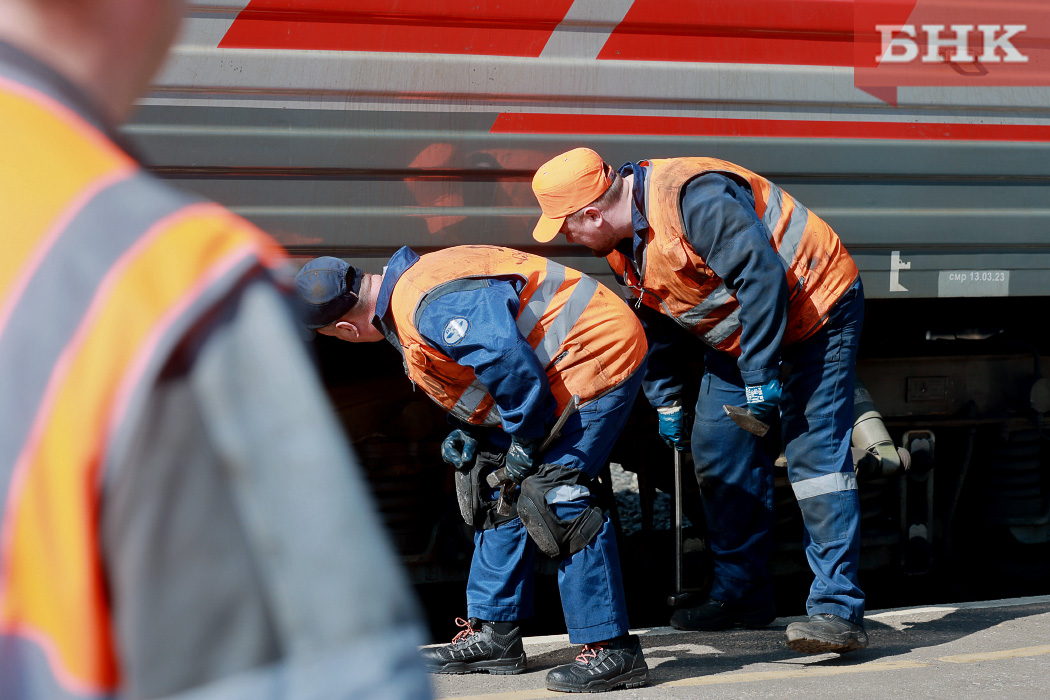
[608,158,858,354]
[389,245,646,427]
[0,61,284,698]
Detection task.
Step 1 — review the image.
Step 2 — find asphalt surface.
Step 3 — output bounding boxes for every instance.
[424,595,1050,700]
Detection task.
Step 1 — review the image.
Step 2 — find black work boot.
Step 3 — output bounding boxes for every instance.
[546,634,649,693]
[786,613,869,654]
[420,617,527,674]
[670,597,777,631]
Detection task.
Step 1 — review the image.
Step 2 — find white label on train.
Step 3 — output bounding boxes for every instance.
[937,270,1010,297]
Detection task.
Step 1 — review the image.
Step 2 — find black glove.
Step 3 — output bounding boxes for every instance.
[504,437,538,484]
[441,429,477,470]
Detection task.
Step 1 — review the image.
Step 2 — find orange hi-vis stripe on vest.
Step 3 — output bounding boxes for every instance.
[0,69,284,699]
[389,245,646,426]
[608,158,858,354]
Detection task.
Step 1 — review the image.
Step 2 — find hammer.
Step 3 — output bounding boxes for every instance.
[722,404,771,437]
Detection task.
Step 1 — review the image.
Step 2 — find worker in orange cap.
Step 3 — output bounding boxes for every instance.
[531,148,868,655]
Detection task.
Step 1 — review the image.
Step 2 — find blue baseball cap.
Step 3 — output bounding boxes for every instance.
[294,257,363,329]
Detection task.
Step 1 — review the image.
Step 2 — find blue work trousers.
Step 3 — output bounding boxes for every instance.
[693,280,865,623]
[466,368,643,644]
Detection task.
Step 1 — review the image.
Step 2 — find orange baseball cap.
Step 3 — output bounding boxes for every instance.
[531,148,611,243]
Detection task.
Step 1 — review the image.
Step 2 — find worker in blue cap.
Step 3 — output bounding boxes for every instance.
[295,245,652,693]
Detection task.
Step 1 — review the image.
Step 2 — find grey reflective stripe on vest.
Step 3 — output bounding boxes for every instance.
[481,403,501,425]
[104,256,268,487]
[0,172,194,510]
[778,202,809,272]
[764,183,809,272]
[791,472,858,501]
[451,377,502,427]
[532,275,598,368]
[703,306,741,347]
[643,165,653,221]
[454,379,488,416]
[669,282,742,347]
[515,262,567,340]
[677,283,733,327]
[676,283,742,346]
[762,181,784,238]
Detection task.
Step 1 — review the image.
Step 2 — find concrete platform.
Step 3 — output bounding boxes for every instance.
[426,595,1050,699]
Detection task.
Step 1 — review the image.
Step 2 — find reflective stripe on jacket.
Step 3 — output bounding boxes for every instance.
[608,158,858,353]
[0,64,284,699]
[390,245,646,426]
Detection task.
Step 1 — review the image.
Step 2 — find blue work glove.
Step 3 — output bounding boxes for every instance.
[745,378,782,424]
[656,403,689,450]
[504,437,538,484]
[441,429,477,470]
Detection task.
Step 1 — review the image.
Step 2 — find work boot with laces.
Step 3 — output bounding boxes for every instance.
[786,613,869,654]
[420,617,527,674]
[546,634,649,693]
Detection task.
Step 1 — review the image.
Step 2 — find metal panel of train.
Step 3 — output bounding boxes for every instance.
[124,1,1050,598]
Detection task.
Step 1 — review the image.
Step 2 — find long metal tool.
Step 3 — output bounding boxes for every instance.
[487,395,581,516]
[666,448,691,607]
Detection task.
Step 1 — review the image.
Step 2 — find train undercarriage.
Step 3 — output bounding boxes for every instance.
[313,295,1050,634]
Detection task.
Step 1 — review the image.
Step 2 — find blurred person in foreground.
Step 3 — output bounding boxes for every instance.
[0,1,431,698]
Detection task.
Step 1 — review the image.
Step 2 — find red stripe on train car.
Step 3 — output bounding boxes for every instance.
[597,0,855,66]
[219,0,575,56]
[490,113,1050,143]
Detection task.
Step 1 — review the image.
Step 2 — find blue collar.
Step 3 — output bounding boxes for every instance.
[616,161,650,268]
[373,246,420,340]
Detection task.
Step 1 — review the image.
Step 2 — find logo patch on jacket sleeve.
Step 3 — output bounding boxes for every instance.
[442,317,470,346]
